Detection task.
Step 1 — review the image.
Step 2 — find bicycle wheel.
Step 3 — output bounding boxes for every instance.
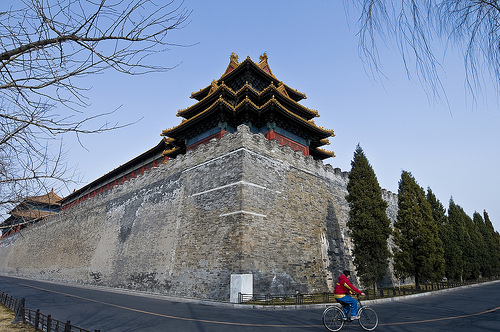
[322,306,345,331]
[358,306,378,331]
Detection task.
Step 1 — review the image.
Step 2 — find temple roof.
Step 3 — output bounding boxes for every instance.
[162,53,335,160]
[8,190,62,211]
[178,80,319,121]
[25,189,62,205]
[2,189,62,227]
[189,53,307,103]
[163,94,333,138]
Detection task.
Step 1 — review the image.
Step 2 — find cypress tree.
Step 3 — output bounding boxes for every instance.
[394,171,445,288]
[440,198,464,281]
[346,145,392,292]
[465,212,483,279]
[426,188,447,228]
[426,188,448,280]
[447,200,480,280]
[472,212,491,277]
[483,211,500,276]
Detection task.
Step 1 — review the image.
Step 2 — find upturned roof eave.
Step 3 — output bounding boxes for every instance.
[163,98,235,138]
[310,148,336,159]
[259,99,334,138]
[166,97,333,140]
[190,85,212,101]
[180,82,316,121]
[259,86,318,119]
[180,83,261,119]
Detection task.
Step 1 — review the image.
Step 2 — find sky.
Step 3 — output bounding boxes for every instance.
[9,1,500,231]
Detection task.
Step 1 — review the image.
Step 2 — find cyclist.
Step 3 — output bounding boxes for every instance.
[334,270,365,320]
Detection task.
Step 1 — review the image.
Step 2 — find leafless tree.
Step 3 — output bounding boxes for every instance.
[348,0,500,100]
[0,0,189,210]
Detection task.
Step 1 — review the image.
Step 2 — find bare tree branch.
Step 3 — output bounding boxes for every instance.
[0,0,190,214]
[347,0,500,101]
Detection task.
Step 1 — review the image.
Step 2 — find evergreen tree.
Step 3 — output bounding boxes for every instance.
[483,211,500,276]
[426,188,448,228]
[346,145,392,292]
[426,188,448,280]
[472,212,491,277]
[394,171,445,288]
[447,200,479,280]
[465,212,484,279]
[440,198,464,281]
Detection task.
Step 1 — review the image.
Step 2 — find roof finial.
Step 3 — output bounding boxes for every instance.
[230,52,239,64]
[259,52,268,63]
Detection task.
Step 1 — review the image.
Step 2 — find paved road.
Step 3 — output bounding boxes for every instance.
[0,276,498,331]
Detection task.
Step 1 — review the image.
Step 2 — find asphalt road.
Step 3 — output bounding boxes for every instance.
[0,276,498,331]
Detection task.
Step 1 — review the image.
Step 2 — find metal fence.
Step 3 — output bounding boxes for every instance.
[238,292,334,305]
[0,290,99,332]
[239,277,500,306]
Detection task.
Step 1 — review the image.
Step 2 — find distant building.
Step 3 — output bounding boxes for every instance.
[60,139,168,210]
[1,189,62,237]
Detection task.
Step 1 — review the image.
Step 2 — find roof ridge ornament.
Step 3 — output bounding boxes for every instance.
[257,52,273,76]
[223,52,240,76]
[208,79,218,95]
[230,52,239,64]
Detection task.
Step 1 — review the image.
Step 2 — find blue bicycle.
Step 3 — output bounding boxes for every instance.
[322,295,378,331]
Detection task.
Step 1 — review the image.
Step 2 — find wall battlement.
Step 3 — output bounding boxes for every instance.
[0,125,397,300]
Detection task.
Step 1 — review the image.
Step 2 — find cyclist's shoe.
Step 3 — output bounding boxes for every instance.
[350,315,360,320]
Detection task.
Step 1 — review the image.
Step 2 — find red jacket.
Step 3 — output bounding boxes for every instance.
[334,274,362,298]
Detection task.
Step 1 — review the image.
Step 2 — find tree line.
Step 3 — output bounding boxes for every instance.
[346,145,500,292]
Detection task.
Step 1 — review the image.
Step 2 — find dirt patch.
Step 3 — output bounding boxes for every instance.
[0,305,35,332]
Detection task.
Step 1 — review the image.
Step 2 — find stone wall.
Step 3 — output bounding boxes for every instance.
[0,125,398,300]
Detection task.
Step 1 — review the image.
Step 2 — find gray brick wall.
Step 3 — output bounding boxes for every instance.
[0,125,398,300]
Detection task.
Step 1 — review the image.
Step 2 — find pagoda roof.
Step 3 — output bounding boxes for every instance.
[163,94,333,139]
[2,189,62,227]
[163,53,335,159]
[189,53,308,103]
[25,189,62,206]
[177,80,319,121]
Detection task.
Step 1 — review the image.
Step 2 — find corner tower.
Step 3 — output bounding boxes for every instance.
[162,53,335,159]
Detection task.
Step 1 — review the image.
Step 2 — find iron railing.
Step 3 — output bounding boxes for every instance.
[0,290,99,332]
[238,276,500,305]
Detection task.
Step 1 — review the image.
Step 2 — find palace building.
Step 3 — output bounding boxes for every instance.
[0,53,395,300]
[59,53,336,211]
[1,190,62,238]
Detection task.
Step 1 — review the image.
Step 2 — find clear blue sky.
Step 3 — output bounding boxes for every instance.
[37,1,500,231]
